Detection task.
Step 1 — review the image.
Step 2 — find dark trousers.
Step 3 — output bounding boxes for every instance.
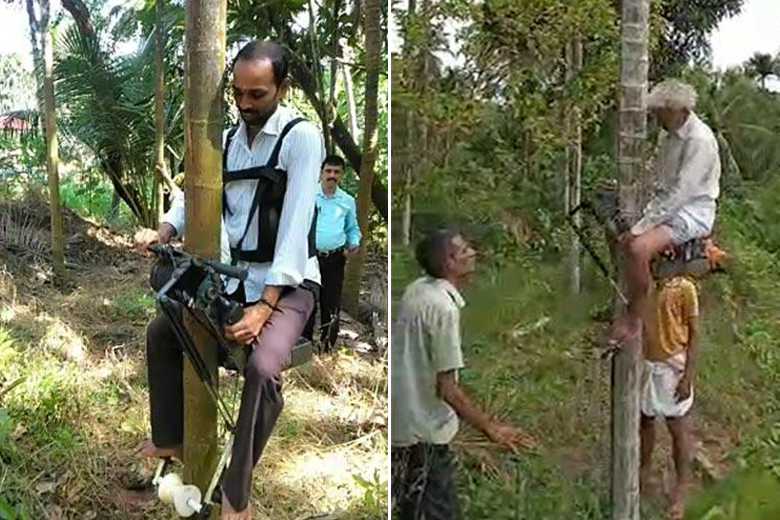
[392,444,461,520]
[146,286,315,511]
[303,251,346,351]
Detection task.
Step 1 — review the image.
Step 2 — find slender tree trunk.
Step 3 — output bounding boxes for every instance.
[183,0,226,507]
[307,0,331,154]
[612,1,650,519]
[399,0,422,247]
[24,0,44,121]
[326,60,343,156]
[154,0,167,226]
[41,0,64,282]
[566,37,583,294]
[109,190,120,222]
[342,63,360,140]
[390,56,411,246]
[342,0,382,316]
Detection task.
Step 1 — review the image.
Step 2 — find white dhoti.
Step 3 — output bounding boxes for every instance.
[641,351,693,418]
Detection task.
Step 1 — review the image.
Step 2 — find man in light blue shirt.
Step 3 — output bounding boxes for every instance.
[304,154,361,351]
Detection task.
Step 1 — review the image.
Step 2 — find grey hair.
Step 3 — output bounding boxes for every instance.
[647,80,697,111]
[415,228,461,279]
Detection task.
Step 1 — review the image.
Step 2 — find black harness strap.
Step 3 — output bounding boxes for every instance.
[222,126,240,216]
[221,118,320,265]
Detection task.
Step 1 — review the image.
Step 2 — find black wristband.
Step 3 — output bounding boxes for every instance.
[258,298,279,312]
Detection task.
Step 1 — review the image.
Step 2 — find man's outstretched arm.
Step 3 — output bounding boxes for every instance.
[437,370,536,452]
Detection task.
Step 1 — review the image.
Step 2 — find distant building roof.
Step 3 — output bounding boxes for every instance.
[0,110,37,132]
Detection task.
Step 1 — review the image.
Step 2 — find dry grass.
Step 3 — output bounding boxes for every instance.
[0,219,387,519]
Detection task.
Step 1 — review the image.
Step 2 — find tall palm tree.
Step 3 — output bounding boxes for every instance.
[745,52,776,90]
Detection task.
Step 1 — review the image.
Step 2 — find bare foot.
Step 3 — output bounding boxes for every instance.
[668,488,686,520]
[135,439,182,461]
[222,492,251,519]
[608,314,641,346]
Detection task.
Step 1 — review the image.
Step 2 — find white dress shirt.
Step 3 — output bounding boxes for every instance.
[632,112,721,236]
[163,105,325,301]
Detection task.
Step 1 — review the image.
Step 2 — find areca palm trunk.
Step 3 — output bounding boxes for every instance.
[41,0,65,282]
[612,1,650,518]
[183,0,226,503]
[343,0,382,316]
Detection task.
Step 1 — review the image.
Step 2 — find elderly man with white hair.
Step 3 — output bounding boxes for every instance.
[609,80,721,345]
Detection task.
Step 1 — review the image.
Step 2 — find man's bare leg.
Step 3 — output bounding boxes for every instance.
[640,414,656,495]
[610,225,674,344]
[222,493,252,519]
[136,439,182,461]
[666,415,692,520]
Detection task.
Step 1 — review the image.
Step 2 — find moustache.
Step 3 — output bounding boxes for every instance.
[240,110,260,119]
[326,177,338,182]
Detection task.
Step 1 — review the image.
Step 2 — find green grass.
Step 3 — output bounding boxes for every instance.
[111,289,156,323]
[392,195,780,519]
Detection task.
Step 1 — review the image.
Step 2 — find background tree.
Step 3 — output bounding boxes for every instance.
[40,0,65,282]
[744,52,777,90]
[342,0,382,316]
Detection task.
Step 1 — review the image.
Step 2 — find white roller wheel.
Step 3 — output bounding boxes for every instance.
[158,473,184,503]
[173,484,202,517]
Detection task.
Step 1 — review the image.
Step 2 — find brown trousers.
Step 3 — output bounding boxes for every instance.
[146,285,315,511]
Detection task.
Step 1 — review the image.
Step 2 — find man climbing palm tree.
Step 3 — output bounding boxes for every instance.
[609,80,721,347]
[136,40,324,519]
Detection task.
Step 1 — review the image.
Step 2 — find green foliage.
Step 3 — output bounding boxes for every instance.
[59,170,135,228]
[0,133,47,194]
[743,52,777,89]
[352,469,388,518]
[111,288,156,322]
[654,0,744,77]
[36,0,386,230]
[54,15,183,227]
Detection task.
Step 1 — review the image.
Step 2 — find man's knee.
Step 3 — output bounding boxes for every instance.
[666,415,688,435]
[245,353,282,385]
[627,236,651,261]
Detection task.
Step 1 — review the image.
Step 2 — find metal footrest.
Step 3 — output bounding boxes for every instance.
[288,337,313,369]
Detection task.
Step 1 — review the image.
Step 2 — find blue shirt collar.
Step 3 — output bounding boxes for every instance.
[318,185,344,199]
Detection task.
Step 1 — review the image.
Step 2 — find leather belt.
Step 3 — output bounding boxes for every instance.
[317,246,345,258]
